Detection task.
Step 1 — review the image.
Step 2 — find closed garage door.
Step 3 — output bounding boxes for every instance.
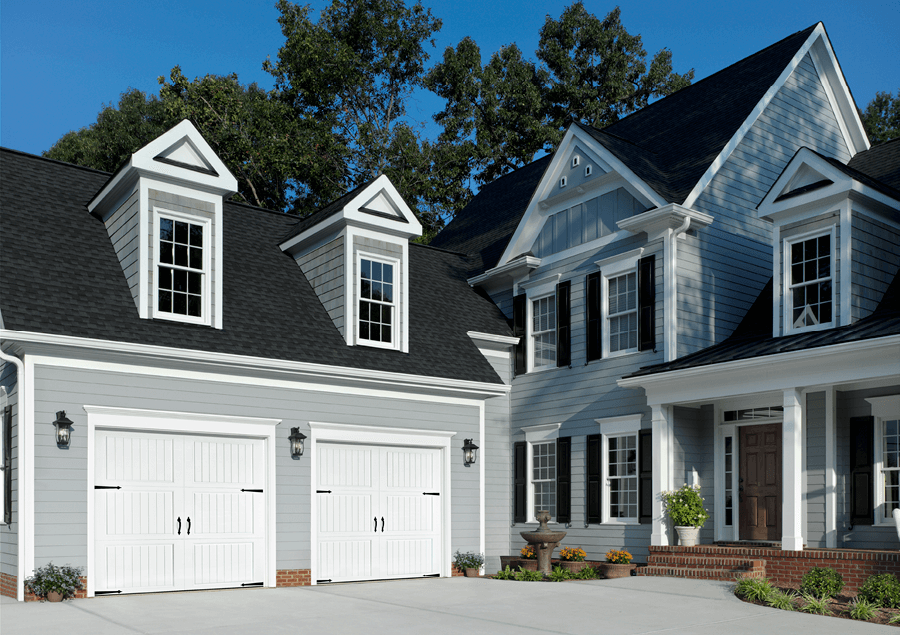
[93,430,267,594]
[316,443,442,583]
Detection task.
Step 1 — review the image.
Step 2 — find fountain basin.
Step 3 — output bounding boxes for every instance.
[519,510,566,575]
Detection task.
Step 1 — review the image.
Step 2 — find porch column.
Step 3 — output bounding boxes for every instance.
[651,404,672,546]
[783,388,804,551]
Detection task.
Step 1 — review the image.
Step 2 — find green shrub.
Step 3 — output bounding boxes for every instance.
[800,566,844,599]
[493,565,516,580]
[734,577,775,603]
[766,589,797,611]
[888,612,900,625]
[549,565,571,582]
[514,567,544,581]
[848,597,878,621]
[574,566,597,580]
[24,563,84,598]
[859,573,900,608]
[799,593,831,615]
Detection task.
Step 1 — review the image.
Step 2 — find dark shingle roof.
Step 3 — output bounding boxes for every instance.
[0,148,511,385]
[280,178,376,243]
[847,137,900,192]
[433,25,820,275]
[627,269,900,378]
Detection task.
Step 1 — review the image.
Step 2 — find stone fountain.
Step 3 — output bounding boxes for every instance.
[520,510,567,576]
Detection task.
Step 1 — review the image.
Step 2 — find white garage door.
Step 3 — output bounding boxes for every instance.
[316,443,442,583]
[93,430,267,595]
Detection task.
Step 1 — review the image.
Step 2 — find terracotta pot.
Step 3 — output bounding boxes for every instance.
[599,563,635,579]
[675,526,700,547]
[560,560,587,574]
[464,567,481,577]
[46,591,65,602]
[518,559,538,571]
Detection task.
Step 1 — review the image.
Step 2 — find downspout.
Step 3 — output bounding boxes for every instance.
[664,216,692,362]
[0,339,27,601]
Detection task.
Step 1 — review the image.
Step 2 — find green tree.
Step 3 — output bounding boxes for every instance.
[861,90,900,144]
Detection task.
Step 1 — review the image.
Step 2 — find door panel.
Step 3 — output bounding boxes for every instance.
[739,424,782,541]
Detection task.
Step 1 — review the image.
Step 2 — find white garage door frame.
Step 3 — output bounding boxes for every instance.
[83,405,280,598]
[308,421,455,585]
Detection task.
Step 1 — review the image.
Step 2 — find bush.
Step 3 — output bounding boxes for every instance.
[848,597,878,621]
[549,565,572,582]
[514,567,544,581]
[799,593,831,615]
[859,573,900,608]
[453,550,484,572]
[766,589,797,611]
[24,562,84,598]
[800,566,844,599]
[493,565,516,580]
[660,484,710,528]
[734,577,775,603]
[574,566,598,580]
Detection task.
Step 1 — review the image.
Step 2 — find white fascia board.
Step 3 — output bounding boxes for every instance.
[467,331,519,348]
[87,161,137,217]
[617,204,714,242]
[134,120,237,191]
[344,174,423,237]
[497,125,667,269]
[279,213,345,255]
[467,256,541,288]
[763,182,900,226]
[618,335,900,406]
[683,26,825,209]
[1,329,511,400]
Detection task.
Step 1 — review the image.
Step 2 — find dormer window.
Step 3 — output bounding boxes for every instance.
[154,210,211,324]
[571,156,580,168]
[358,254,398,348]
[786,230,833,332]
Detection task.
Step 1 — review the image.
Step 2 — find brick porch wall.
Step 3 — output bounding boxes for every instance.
[276,569,311,587]
[1,573,88,601]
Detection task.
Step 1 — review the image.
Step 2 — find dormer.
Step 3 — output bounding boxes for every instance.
[759,146,900,337]
[87,121,237,329]
[279,175,422,352]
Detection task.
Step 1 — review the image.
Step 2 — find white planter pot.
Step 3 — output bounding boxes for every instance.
[675,526,700,547]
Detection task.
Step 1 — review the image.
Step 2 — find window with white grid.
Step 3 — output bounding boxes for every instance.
[532,441,556,519]
[883,419,900,520]
[608,434,638,520]
[532,295,556,369]
[788,232,832,330]
[155,213,208,323]
[608,272,637,353]
[359,257,396,346]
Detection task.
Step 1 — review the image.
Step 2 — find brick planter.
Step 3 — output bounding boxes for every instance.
[598,563,636,579]
[560,561,588,574]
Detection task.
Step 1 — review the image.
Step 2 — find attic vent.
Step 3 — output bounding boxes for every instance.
[584,165,593,177]
[571,156,580,168]
[560,176,568,188]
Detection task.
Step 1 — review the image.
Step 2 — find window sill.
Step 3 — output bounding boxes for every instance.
[605,349,640,359]
[602,520,640,526]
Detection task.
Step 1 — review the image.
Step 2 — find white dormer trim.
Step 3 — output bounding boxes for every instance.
[617,204,714,242]
[682,24,869,210]
[466,255,541,291]
[498,125,667,269]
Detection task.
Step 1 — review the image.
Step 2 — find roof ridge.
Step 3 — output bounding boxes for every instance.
[0,146,114,177]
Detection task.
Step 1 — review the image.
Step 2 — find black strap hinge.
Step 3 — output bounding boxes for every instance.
[241,489,263,493]
[317,490,332,494]
[423,574,440,578]
[423,492,440,496]
[95,590,122,595]
[241,582,264,587]
[94,486,121,490]
[317,579,332,583]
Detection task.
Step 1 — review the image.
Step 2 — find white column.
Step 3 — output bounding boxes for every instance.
[783,388,804,551]
[651,404,672,546]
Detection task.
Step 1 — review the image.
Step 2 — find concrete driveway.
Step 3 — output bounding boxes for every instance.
[0,576,887,634]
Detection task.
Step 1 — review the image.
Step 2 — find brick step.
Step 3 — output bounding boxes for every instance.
[637,565,765,581]
[646,555,760,570]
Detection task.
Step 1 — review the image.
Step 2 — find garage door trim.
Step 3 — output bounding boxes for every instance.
[84,405,280,598]
[308,421,455,584]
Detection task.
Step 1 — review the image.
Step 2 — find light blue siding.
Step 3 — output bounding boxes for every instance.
[483,351,512,572]
[851,212,900,322]
[104,189,140,311]
[806,392,826,548]
[297,236,345,335]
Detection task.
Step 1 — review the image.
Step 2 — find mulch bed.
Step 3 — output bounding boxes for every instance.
[738,586,900,627]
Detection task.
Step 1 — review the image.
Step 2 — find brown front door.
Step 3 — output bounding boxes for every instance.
[739,423,782,541]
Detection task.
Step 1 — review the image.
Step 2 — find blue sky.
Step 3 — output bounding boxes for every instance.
[1,0,898,156]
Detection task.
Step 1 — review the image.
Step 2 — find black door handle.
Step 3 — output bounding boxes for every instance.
[381,517,385,532]
[187,517,191,535]
[374,517,377,533]
[177,517,181,535]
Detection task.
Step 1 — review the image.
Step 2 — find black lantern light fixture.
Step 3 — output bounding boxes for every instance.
[462,438,478,466]
[53,411,74,447]
[288,427,306,458]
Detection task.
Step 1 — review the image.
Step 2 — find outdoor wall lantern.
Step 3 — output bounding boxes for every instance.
[54,410,74,447]
[462,438,478,466]
[288,427,306,458]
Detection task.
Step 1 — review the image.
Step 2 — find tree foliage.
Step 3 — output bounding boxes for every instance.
[861,89,900,144]
[425,4,693,188]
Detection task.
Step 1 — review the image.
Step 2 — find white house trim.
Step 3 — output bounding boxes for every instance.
[825,386,837,547]
[840,200,853,326]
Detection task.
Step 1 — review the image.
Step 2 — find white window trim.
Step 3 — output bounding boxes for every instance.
[522,423,561,523]
[596,248,644,358]
[0,387,6,526]
[596,414,642,525]
[571,155,580,168]
[355,250,400,350]
[520,274,561,373]
[529,292,557,372]
[782,226,835,335]
[584,165,593,177]
[559,176,567,188]
[867,395,900,526]
[152,207,212,326]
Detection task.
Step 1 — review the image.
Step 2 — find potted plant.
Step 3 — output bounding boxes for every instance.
[599,549,636,579]
[661,484,710,547]
[24,562,84,602]
[558,546,588,574]
[518,545,538,571]
[453,550,485,577]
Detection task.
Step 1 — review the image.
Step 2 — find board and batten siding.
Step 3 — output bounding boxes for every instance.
[30,362,483,574]
[297,236,345,336]
[148,189,218,326]
[0,363,18,578]
[104,188,141,312]
[685,52,852,356]
[850,212,900,323]
[805,391,827,548]
[482,350,512,572]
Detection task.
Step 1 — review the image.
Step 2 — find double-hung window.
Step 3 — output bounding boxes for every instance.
[532,295,557,369]
[608,272,638,353]
[594,248,651,358]
[532,441,557,519]
[358,255,397,348]
[786,231,833,331]
[869,396,900,524]
[154,211,210,324]
[597,414,642,523]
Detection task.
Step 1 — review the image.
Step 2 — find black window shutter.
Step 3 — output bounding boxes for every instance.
[556,437,571,523]
[514,441,527,523]
[513,294,527,376]
[556,281,571,368]
[638,255,656,351]
[586,272,602,361]
[4,406,11,525]
[639,429,652,524]
[849,416,875,526]
[586,434,602,524]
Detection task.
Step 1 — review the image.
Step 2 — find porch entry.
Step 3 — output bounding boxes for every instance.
[739,423,782,541]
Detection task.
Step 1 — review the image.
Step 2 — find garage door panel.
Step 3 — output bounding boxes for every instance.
[100,490,176,537]
[186,439,259,487]
[384,495,437,533]
[187,542,259,586]
[191,492,260,535]
[385,539,435,577]
[384,449,437,490]
[318,494,373,534]
[318,445,374,489]
[99,543,176,591]
[319,540,373,581]
[98,434,177,485]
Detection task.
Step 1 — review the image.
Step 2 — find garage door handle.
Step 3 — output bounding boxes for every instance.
[177,517,181,535]
[381,517,385,533]
[187,517,191,535]
[374,517,377,533]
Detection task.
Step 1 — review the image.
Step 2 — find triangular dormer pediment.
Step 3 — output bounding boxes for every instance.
[154,136,218,176]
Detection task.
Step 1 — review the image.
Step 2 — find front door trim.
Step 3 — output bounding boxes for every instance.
[738,422,783,542]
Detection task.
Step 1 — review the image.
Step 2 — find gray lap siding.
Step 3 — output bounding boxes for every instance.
[1,362,18,578]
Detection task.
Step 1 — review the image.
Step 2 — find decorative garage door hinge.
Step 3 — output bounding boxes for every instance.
[423,492,439,496]
[241,582,264,587]
[95,590,122,595]
[240,489,263,493]
[316,490,332,493]
[317,579,332,583]
[94,485,122,490]
[423,574,440,577]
